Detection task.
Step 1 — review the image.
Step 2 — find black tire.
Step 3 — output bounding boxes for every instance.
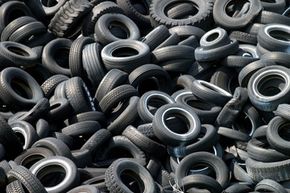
[150,0,214,29]
[152,103,201,146]
[141,25,170,51]
[180,174,223,193]
[26,0,66,19]
[213,0,262,29]
[82,43,106,88]
[68,111,106,126]
[69,36,95,77]
[82,1,123,36]
[218,127,250,142]
[67,185,99,193]
[105,158,155,193]
[80,129,111,153]
[246,157,290,182]
[30,156,79,193]
[245,23,265,35]
[101,40,150,73]
[267,116,290,156]
[1,16,36,42]
[48,0,93,38]
[61,121,101,137]
[128,64,172,94]
[169,25,205,40]
[7,165,46,193]
[248,65,290,111]
[0,41,38,68]
[0,116,23,160]
[229,31,257,45]
[42,38,72,76]
[41,74,69,98]
[0,67,43,109]
[258,24,290,53]
[108,96,139,135]
[255,179,287,193]
[99,84,138,114]
[65,77,95,114]
[154,32,180,50]
[274,104,290,121]
[210,67,238,93]
[6,180,25,193]
[116,0,151,27]
[0,1,32,34]
[138,91,175,123]
[95,69,128,102]
[191,80,232,106]
[152,45,195,63]
[122,125,167,158]
[255,10,290,25]
[199,27,231,50]
[176,152,229,188]
[95,13,140,45]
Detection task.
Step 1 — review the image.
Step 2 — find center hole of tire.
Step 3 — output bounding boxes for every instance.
[138,78,160,95]
[11,78,33,99]
[206,32,219,42]
[54,47,70,68]
[42,0,58,7]
[269,29,290,42]
[257,74,286,97]
[226,0,250,17]
[14,131,25,146]
[107,147,133,159]
[261,0,275,3]
[112,47,139,57]
[147,97,169,115]
[278,123,290,141]
[7,46,29,56]
[165,2,199,19]
[37,165,66,188]
[164,111,190,134]
[7,10,26,24]
[120,170,145,193]
[22,154,45,168]
[109,21,130,39]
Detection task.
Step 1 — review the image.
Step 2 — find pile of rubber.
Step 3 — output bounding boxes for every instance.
[0,0,290,192]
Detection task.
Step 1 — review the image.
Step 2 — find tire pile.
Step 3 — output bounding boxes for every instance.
[0,0,289,192]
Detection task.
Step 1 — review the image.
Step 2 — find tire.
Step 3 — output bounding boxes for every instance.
[82,43,106,88]
[247,65,290,111]
[274,104,290,121]
[122,125,167,158]
[48,0,93,38]
[49,98,72,121]
[99,84,138,114]
[213,0,262,29]
[42,38,72,76]
[255,10,290,25]
[116,0,151,27]
[6,180,25,193]
[152,103,201,146]
[101,40,150,73]
[95,13,140,45]
[0,41,38,68]
[69,36,95,77]
[229,31,257,45]
[108,96,139,135]
[141,25,170,51]
[7,165,46,193]
[128,64,172,94]
[68,111,106,126]
[105,158,155,193]
[199,27,231,50]
[0,116,23,160]
[41,74,69,98]
[180,174,223,193]
[152,45,195,63]
[10,121,38,150]
[246,157,290,182]
[176,152,229,188]
[191,80,232,106]
[210,67,237,93]
[65,77,95,114]
[150,0,214,29]
[169,25,205,40]
[80,129,111,154]
[154,32,180,50]
[258,24,290,53]
[138,91,175,123]
[95,69,128,102]
[255,179,287,193]
[245,23,265,35]
[67,185,99,193]
[0,67,43,109]
[30,156,79,193]
[267,116,290,156]
[61,121,101,137]
[82,1,123,36]
[14,147,54,168]
[261,0,286,13]
[0,1,32,34]
[1,16,36,42]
